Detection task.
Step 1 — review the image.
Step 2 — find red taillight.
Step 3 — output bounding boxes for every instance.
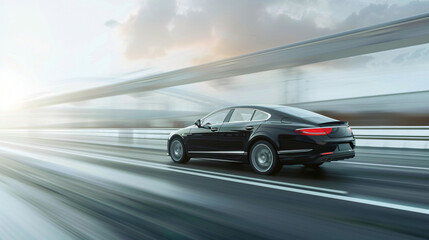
[321,152,333,155]
[348,127,353,134]
[295,127,332,136]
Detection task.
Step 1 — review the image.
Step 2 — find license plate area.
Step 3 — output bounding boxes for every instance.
[335,143,352,152]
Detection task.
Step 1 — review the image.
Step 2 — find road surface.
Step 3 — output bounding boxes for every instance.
[0,131,428,239]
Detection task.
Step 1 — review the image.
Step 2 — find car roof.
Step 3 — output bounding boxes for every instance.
[224,104,292,111]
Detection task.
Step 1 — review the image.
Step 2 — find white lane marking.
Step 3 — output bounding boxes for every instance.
[339,161,429,171]
[166,161,347,194]
[0,140,346,195]
[0,141,428,215]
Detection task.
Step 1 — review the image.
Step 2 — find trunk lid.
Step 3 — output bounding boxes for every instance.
[319,121,353,138]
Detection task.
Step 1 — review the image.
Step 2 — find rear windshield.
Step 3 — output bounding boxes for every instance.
[274,106,335,123]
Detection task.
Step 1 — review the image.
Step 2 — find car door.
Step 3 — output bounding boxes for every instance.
[186,109,232,155]
[217,108,259,160]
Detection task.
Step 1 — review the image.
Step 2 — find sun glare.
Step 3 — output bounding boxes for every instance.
[0,68,31,111]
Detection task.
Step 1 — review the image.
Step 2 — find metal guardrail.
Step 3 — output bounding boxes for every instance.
[351,126,429,149]
[352,126,429,129]
[2,127,429,149]
[355,136,429,141]
[352,126,429,141]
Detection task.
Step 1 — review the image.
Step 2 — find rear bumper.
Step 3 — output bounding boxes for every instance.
[278,141,355,165]
[310,149,355,164]
[279,149,355,164]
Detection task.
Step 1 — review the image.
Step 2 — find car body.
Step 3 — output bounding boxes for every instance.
[168,105,355,174]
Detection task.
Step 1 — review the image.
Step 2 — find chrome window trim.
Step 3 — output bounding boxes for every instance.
[222,120,253,124]
[277,149,313,154]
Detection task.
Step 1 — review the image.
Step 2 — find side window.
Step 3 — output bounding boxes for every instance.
[229,108,255,123]
[251,110,270,121]
[202,110,230,125]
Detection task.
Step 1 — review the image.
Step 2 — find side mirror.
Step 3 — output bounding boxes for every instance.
[194,119,201,128]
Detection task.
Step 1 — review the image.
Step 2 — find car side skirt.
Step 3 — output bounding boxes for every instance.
[188,151,246,155]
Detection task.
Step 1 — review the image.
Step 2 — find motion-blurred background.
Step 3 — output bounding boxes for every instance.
[1,0,428,129]
[1,2,429,240]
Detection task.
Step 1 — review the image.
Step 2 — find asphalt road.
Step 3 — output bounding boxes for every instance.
[0,132,428,239]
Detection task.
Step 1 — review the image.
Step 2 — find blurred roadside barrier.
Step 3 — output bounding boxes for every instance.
[2,127,429,150]
[352,126,429,149]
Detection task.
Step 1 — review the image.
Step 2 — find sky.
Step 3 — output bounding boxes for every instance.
[1,0,429,110]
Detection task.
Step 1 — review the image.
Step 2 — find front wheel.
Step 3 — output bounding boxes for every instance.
[169,138,190,163]
[249,140,281,175]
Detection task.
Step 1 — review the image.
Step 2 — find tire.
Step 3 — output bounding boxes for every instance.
[169,138,190,163]
[303,163,323,168]
[249,140,281,175]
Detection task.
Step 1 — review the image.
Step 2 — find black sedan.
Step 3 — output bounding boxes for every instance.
[168,105,355,175]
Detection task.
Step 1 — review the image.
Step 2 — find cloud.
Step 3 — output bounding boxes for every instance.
[338,1,429,31]
[118,0,429,66]
[120,1,176,59]
[203,0,328,57]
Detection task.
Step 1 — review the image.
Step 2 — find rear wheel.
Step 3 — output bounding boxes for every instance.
[169,138,190,163]
[249,140,281,175]
[303,163,323,168]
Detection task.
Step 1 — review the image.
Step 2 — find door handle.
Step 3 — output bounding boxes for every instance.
[211,127,218,132]
[245,126,254,130]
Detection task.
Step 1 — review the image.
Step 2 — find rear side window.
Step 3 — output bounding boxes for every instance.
[251,110,270,121]
[229,108,255,122]
[274,106,334,124]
